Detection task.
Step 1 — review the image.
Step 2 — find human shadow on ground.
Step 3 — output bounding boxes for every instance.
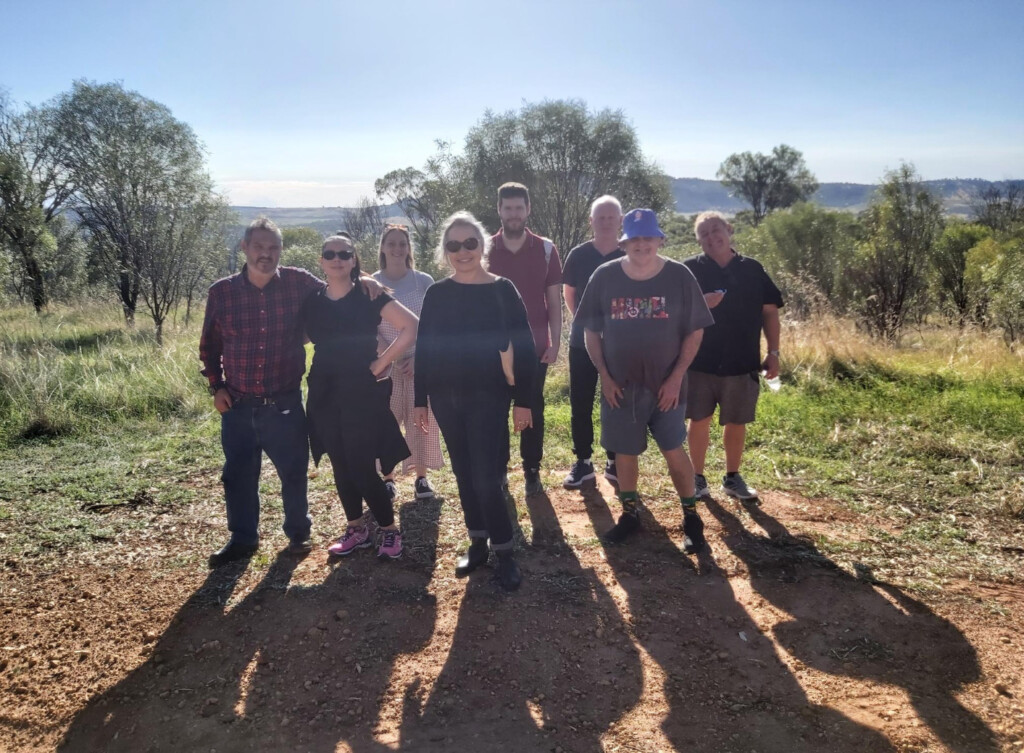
[60,496,442,753]
[704,496,998,753]
[399,487,644,752]
[581,483,896,752]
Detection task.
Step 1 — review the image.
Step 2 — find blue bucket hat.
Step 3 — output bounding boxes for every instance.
[620,208,666,242]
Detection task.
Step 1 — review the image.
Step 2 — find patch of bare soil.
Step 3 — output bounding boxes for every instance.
[2,482,1022,752]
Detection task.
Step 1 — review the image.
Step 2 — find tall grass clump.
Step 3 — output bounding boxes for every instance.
[749,315,1024,525]
[0,304,208,447]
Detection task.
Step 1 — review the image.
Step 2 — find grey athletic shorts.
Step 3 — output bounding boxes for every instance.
[685,371,760,425]
[600,384,686,456]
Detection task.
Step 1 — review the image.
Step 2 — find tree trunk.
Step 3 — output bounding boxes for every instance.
[25,254,47,312]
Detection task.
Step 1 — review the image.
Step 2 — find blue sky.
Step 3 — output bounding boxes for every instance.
[2,0,1022,207]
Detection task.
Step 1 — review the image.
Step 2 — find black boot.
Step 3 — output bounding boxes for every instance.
[682,508,706,554]
[495,550,522,591]
[455,537,489,577]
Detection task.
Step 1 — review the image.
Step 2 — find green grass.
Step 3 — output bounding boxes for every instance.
[0,304,1021,585]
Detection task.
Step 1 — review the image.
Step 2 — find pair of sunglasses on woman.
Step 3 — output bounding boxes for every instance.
[444,237,480,253]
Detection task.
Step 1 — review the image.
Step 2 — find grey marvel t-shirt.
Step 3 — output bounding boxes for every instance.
[576,258,713,397]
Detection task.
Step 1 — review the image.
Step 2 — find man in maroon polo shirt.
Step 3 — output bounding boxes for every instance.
[486,182,562,496]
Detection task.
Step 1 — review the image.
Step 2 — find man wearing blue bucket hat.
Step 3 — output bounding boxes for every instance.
[576,208,714,552]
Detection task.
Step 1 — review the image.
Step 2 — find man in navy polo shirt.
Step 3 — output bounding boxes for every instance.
[561,195,625,489]
[684,211,783,502]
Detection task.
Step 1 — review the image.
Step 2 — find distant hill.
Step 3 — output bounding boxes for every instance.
[670,177,1019,216]
[227,178,1018,232]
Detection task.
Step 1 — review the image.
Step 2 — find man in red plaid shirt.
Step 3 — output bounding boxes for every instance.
[200,217,381,567]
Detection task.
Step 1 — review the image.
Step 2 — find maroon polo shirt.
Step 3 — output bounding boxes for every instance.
[199,265,324,397]
[488,228,562,355]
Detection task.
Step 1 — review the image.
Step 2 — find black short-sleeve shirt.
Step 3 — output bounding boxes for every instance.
[300,288,392,378]
[562,241,625,348]
[683,251,784,376]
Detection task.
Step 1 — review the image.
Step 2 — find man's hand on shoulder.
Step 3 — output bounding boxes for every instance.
[360,275,385,300]
[213,388,233,414]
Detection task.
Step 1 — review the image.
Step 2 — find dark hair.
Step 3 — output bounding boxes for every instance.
[350,255,363,290]
[497,182,530,207]
[243,216,282,244]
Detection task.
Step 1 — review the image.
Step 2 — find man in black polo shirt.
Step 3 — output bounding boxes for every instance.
[683,211,783,501]
[561,195,625,488]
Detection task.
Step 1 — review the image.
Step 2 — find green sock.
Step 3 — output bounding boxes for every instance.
[681,496,697,511]
[618,490,639,516]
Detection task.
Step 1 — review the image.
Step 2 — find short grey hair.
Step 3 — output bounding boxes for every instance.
[590,195,623,217]
[436,211,493,267]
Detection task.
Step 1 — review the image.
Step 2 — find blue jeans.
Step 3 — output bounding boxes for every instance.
[431,388,514,550]
[220,390,311,546]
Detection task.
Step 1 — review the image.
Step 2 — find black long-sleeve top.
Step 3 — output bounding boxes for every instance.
[414,276,536,409]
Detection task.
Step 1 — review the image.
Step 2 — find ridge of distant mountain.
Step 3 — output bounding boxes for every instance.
[228,178,1019,228]
[670,177,1019,215]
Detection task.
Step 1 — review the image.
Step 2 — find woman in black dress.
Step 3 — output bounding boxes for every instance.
[301,235,418,559]
[413,212,536,590]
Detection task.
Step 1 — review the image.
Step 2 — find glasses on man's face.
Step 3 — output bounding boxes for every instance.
[444,237,480,254]
[322,249,355,261]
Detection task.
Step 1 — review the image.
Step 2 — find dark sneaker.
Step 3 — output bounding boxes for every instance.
[604,460,618,485]
[694,473,711,500]
[286,538,312,555]
[414,476,435,499]
[524,468,543,496]
[682,508,706,554]
[722,473,758,500]
[495,551,522,591]
[377,529,403,559]
[208,541,257,568]
[455,538,489,577]
[384,479,398,501]
[563,458,595,489]
[327,525,372,557]
[601,512,640,544]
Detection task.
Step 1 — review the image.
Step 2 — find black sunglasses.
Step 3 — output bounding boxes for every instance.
[444,237,480,253]
[322,249,355,261]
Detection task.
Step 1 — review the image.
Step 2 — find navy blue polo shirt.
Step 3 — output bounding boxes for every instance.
[683,251,783,376]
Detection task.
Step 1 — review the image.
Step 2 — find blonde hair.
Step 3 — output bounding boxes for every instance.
[436,211,492,267]
[693,211,731,239]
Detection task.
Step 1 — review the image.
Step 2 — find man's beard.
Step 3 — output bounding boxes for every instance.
[502,221,526,239]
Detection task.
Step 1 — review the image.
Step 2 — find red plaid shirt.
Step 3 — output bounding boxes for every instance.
[200,265,324,397]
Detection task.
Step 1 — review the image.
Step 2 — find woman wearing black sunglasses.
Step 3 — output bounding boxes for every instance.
[301,235,418,560]
[413,212,536,591]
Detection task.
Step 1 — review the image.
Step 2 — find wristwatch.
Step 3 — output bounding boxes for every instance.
[768,350,780,357]
[208,382,227,395]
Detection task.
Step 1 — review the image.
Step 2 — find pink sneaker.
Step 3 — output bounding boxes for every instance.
[377,529,403,559]
[328,525,372,556]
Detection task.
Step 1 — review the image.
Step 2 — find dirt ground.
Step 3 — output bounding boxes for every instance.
[2,477,1022,753]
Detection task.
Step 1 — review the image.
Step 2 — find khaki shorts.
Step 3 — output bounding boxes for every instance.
[685,371,760,425]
